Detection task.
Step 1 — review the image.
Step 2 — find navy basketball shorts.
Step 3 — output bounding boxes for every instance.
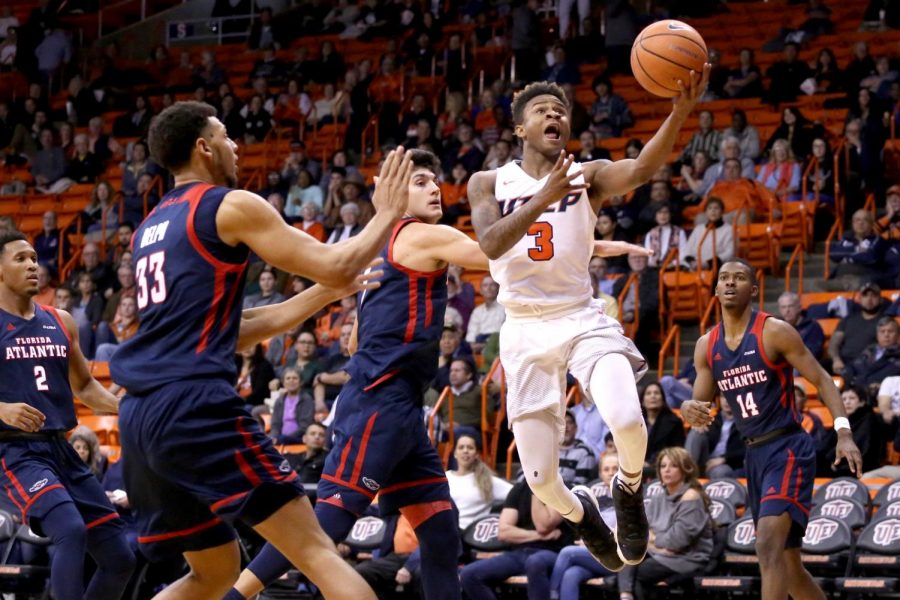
[119,379,304,560]
[745,430,816,548]
[0,437,123,541]
[318,374,450,516]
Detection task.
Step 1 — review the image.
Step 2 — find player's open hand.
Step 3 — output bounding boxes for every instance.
[0,402,45,432]
[834,431,864,478]
[680,400,713,428]
[323,258,384,301]
[537,151,589,209]
[372,147,414,219]
[592,241,653,258]
[672,63,711,119]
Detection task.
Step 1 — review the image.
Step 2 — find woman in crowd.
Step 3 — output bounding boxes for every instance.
[642,382,686,472]
[269,368,315,445]
[69,425,108,479]
[763,108,823,162]
[757,139,802,200]
[235,343,277,410]
[294,202,326,241]
[823,386,883,477]
[285,169,324,216]
[643,202,686,268]
[446,434,513,531]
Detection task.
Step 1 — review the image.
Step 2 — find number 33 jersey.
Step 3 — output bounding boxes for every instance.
[490,160,595,309]
[111,183,250,395]
[707,311,800,439]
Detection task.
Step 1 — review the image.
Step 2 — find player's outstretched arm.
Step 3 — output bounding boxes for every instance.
[592,240,653,258]
[404,223,490,271]
[468,152,588,260]
[218,148,412,288]
[766,318,864,476]
[681,335,717,428]
[58,310,119,414]
[237,259,383,352]
[584,64,710,200]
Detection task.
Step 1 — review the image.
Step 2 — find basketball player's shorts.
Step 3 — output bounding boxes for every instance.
[745,430,816,548]
[119,378,304,559]
[500,298,647,431]
[0,435,124,542]
[317,373,450,516]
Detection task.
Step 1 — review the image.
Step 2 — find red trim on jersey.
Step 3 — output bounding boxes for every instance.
[22,484,65,518]
[318,495,347,511]
[380,476,448,495]
[780,449,796,495]
[138,516,223,544]
[235,450,262,487]
[236,418,281,479]
[349,412,378,487]
[760,494,810,516]
[43,306,71,345]
[85,512,120,530]
[386,218,446,278]
[219,264,247,334]
[4,487,24,514]
[363,369,400,391]
[210,490,249,513]
[197,269,226,354]
[335,439,353,480]
[754,312,785,371]
[400,500,452,530]
[2,459,30,502]
[404,276,418,343]
[319,474,376,500]
[424,276,435,327]
[184,184,245,273]
[706,324,720,369]
[794,467,803,500]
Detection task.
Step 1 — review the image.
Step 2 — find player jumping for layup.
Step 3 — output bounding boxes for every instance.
[0,232,135,600]
[465,69,708,569]
[110,101,413,599]
[681,259,863,600]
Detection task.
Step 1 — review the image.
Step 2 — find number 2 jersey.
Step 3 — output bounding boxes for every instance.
[111,182,249,395]
[489,160,597,310]
[707,310,800,439]
[0,304,75,431]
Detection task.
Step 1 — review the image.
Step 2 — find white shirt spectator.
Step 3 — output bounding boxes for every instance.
[878,376,900,417]
[466,275,505,344]
[569,401,609,459]
[446,470,512,529]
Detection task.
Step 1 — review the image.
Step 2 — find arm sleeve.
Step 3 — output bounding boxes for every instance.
[652,499,710,552]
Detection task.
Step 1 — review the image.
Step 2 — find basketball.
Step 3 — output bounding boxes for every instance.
[630,19,708,98]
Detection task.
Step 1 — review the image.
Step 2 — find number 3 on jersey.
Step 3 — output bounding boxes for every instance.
[135,251,168,309]
[736,392,759,418]
[527,222,555,261]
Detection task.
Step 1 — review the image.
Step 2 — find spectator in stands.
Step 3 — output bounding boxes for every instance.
[594,209,629,272]
[447,434,512,530]
[94,295,139,361]
[764,108,824,162]
[65,74,100,127]
[113,94,153,138]
[72,271,103,357]
[248,7,285,50]
[617,252,660,347]
[724,48,764,98]
[235,343,276,411]
[443,123,485,175]
[218,93,245,140]
[284,422,328,483]
[281,139,321,186]
[722,110,760,161]
[285,170,324,217]
[34,264,55,305]
[827,209,887,290]
[466,275,505,355]
[685,398,743,478]
[698,137,756,198]
[778,291,825,360]
[813,47,844,93]
[756,139,802,200]
[569,390,609,460]
[32,127,71,194]
[641,382,686,473]
[589,256,616,296]
[678,111,720,165]
[312,323,352,412]
[326,202,362,244]
[82,180,119,242]
[0,25,15,69]
[121,140,159,197]
[604,0,639,75]
[318,151,358,195]
[35,25,72,88]
[447,265,476,331]
[269,368,314,445]
[68,241,113,293]
[845,41,878,92]
[65,133,101,185]
[542,45,580,85]
[842,316,900,397]
[878,375,900,432]
[34,210,59,272]
[460,476,573,600]
[54,286,74,312]
[279,330,323,391]
[794,386,827,451]
[794,137,835,204]
[510,0,542,83]
[243,269,285,309]
[677,150,713,202]
[644,203,686,268]
[765,42,812,104]
[86,116,120,162]
[618,447,713,600]
[242,94,273,144]
[576,130,610,163]
[122,173,158,227]
[102,262,135,322]
[294,202,326,242]
[311,83,345,126]
[315,294,357,347]
[681,198,735,269]
[249,48,287,87]
[559,411,598,485]
[823,386,883,476]
[69,425,107,479]
[830,281,887,375]
[425,357,486,442]
[589,76,633,139]
[861,56,898,100]
[433,322,473,391]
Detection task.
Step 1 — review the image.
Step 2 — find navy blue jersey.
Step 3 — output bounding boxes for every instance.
[111,183,249,395]
[708,311,799,439]
[346,218,448,388]
[0,304,75,431]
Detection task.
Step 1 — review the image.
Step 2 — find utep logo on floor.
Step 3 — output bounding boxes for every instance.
[733,520,756,545]
[873,519,900,547]
[824,480,858,500]
[349,517,384,542]
[473,517,500,544]
[802,519,839,546]
[819,499,855,519]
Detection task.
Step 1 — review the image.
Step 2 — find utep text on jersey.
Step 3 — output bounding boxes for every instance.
[0,305,74,431]
[111,183,249,395]
[708,310,798,439]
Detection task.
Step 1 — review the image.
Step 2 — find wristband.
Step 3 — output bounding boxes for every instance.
[834,417,851,432]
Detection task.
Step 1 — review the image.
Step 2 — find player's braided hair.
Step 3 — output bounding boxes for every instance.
[148,101,217,172]
[511,81,569,125]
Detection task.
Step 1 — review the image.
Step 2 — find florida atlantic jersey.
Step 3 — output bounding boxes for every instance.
[346,218,448,388]
[0,305,75,431]
[111,183,249,395]
[708,311,799,439]
[490,160,595,308]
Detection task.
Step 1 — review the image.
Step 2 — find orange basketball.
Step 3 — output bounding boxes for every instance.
[630,20,708,98]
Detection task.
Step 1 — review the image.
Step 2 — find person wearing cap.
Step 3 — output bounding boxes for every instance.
[877,184,900,240]
[281,139,321,186]
[829,281,887,375]
[825,208,887,291]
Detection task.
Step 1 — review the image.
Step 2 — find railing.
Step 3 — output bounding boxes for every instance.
[164,13,261,46]
[833,140,846,229]
[823,218,841,279]
[481,358,505,468]
[699,296,719,336]
[616,272,639,339]
[427,386,454,468]
[565,385,580,408]
[360,116,380,166]
[784,243,805,294]
[505,439,517,481]
[657,325,681,381]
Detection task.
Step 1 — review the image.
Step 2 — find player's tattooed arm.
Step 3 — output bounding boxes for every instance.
[58,310,119,414]
[468,154,587,259]
[682,334,716,428]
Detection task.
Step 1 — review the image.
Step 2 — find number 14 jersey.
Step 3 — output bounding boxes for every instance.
[707,310,800,439]
[490,160,595,309]
[111,183,250,395]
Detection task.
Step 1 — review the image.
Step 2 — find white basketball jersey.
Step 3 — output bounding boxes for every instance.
[490,160,596,308]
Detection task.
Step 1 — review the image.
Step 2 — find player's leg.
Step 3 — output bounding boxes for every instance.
[35,501,89,600]
[784,547,827,600]
[252,496,375,600]
[154,541,241,600]
[84,530,137,600]
[399,502,459,600]
[755,513,797,600]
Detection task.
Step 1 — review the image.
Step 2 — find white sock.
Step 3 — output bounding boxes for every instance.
[512,411,585,523]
